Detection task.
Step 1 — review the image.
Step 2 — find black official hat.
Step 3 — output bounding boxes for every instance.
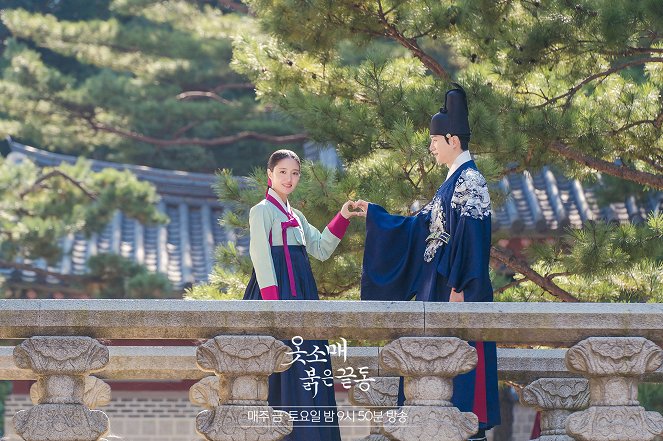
[430,84,471,137]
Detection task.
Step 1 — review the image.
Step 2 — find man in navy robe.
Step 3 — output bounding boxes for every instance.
[356,85,500,441]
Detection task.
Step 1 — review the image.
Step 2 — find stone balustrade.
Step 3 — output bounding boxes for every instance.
[191,336,294,441]
[348,376,400,441]
[2,299,663,342]
[10,337,111,441]
[520,378,590,441]
[380,337,480,441]
[565,337,663,441]
[1,299,663,441]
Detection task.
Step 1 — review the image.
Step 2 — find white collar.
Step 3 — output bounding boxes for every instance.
[445,150,472,181]
[267,187,291,213]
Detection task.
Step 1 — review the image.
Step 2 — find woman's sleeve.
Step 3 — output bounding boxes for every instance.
[248,204,279,300]
[360,203,429,301]
[296,210,350,262]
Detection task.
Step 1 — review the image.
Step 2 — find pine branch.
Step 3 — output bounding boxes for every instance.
[546,272,573,279]
[90,121,308,148]
[410,24,437,40]
[497,164,528,180]
[610,117,662,136]
[374,0,451,80]
[176,91,233,105]
[402,167,419,190]
[490,246,580,302]
[535,57,663,108]
[170,121,200,138]
[19,170,98,200]
[309,166,332,199]
[550,140,663,189]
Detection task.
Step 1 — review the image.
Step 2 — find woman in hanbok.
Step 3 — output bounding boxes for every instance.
[356,85,500,441]
[244,149,363,441]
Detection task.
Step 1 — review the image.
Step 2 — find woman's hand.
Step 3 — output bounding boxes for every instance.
[341,200,367,219]
[450,288,464,302]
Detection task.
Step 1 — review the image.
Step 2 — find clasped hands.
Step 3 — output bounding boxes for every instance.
[340,199,369,219]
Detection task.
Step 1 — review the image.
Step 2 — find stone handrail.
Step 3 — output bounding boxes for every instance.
[2,299,663,344]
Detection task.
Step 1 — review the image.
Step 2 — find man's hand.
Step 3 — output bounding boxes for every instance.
[354,199,369,214]
[341,200,367,218]
[450,288,464,302]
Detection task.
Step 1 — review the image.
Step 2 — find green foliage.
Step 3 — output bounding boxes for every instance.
[496,214,663,302]
[86,253,172,299]
[235,0,663,182]
[213,0,662,301]
[185,281,243,300]
[207,241,252,298]
[0,155,166,264]
[455,0,663,180]
[0,154,171,297]
[0,0,301,174]
[0,380,10,436]
[640,383,663,414]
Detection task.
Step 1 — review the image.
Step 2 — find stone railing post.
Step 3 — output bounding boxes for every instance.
[190,335,293,441]
[520,378,589,441]
[12,336,110,441]
[565,337,663,441]
[349,377,400,441]
[379,337,479,441]
[30,376,112,410]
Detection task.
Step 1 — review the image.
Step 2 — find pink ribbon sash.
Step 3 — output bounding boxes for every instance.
[265,193,299,297]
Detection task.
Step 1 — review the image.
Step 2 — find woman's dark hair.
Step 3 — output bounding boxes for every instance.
[267,149,301,170]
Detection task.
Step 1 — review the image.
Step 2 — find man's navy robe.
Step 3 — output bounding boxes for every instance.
[361,160,500,429]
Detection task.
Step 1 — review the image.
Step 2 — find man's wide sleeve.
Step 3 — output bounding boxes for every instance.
[360,203,428,301]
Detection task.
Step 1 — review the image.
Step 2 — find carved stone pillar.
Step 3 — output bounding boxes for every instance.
[379,337,479,441]
[30,376,112,410]
[190,335,293,441]
[565,337,663,441]
[520,378,589,441]
[12,336,110,441]
[349,377,400,441]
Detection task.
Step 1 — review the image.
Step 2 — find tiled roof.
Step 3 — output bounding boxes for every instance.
[492,168,659,233]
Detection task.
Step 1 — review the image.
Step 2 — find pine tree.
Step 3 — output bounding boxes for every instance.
[0,0,304,174]
[190,0,662,301]
[0,153,169,296]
